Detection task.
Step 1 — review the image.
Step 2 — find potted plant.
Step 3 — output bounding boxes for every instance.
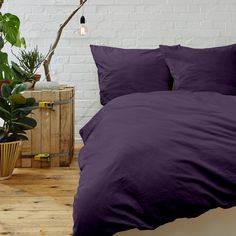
[0,84,37,180]
[0,12,25,91]
[13,46,45,87]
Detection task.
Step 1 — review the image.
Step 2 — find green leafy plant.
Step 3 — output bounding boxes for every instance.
[0,83,37,142]
[13,47,45,81]
[0,12,25,81]
[11,61,32,84]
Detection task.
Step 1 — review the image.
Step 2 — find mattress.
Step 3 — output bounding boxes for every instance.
[116,207,236,236]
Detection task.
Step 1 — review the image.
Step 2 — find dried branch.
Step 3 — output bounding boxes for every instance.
[43,0,88,81]
[0,0,4,9]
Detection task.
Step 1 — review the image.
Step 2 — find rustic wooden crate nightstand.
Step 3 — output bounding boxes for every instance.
[16,87,75,168]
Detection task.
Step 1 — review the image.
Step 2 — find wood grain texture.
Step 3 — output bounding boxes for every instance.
[0,144,82,236]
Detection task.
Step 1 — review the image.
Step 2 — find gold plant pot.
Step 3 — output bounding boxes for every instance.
[0,141,22,180]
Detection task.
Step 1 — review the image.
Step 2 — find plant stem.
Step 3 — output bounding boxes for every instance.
[43,0,88,81]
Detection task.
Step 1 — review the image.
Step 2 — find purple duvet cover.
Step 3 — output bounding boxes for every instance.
[73,91,236,236]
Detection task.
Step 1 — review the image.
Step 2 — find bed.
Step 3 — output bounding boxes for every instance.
[73,44,236,236]
[73,91,236,236]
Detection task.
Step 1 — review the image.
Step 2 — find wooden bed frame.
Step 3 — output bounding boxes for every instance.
[116,207,236,236]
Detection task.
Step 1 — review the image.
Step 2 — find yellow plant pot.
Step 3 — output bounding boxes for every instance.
[0,141,22,180]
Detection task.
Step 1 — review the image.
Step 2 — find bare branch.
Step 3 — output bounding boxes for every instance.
[43,0,88,81]
[0,0,4,9]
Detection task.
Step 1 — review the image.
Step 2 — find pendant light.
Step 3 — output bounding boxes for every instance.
[79,15,87,36]
[78,0,88,36]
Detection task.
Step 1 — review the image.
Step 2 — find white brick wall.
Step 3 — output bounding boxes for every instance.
[3,0,236,142]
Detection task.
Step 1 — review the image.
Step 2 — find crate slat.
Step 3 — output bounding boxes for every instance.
[31,91,42,168]
[50,90,60,167]
[41,91,52,168]
[60,89,72,167]
[21,91,32,168]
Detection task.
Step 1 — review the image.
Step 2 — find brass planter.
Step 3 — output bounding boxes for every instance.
[0,141,22,180]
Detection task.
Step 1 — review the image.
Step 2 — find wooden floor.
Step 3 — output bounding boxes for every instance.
[0,146,82,236]
[1,145,236,236]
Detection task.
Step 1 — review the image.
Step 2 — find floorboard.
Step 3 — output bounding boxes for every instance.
[0,145,82,236]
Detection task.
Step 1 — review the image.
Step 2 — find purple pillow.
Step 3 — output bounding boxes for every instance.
[90,45,173,105]
[160,44,236,95]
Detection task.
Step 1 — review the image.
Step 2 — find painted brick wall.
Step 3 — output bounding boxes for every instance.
[3,0,236,142]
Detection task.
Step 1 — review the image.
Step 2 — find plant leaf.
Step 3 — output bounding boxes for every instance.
[0,36,4,49]
[0,64,12,80]
[3,21,18,45]
[26,97,36,104]
[14,31,22,48]
[12,117,37,130]
[3,14,20,29]
[2,14,20,46]
[0,127,4,133]
[12,105,38,118]
[1,83,12,98]
[21,37,26,48]
[0,97,10,111]
[11,61,32,83]
[8,133,28,141]
[11,83,27,95]
[0,108,10,120]
[14,106,38,112]
[0,127,5,140]
[0,52,10,80]
[2,64,12,80]
[9,93,26,105]
[9,124,27,134]
[0,51,8,64]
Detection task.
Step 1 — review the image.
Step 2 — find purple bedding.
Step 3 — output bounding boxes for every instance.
[73,91,236,236]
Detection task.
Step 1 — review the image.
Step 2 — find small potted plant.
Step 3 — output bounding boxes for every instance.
[0,84,37,180]
[11,62,35,90]
[13,46,45,87]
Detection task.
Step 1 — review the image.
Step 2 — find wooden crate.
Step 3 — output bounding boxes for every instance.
[16,87,75,168]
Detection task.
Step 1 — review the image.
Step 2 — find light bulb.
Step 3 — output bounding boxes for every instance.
[79,24,87,36]
[78,15,88,36]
